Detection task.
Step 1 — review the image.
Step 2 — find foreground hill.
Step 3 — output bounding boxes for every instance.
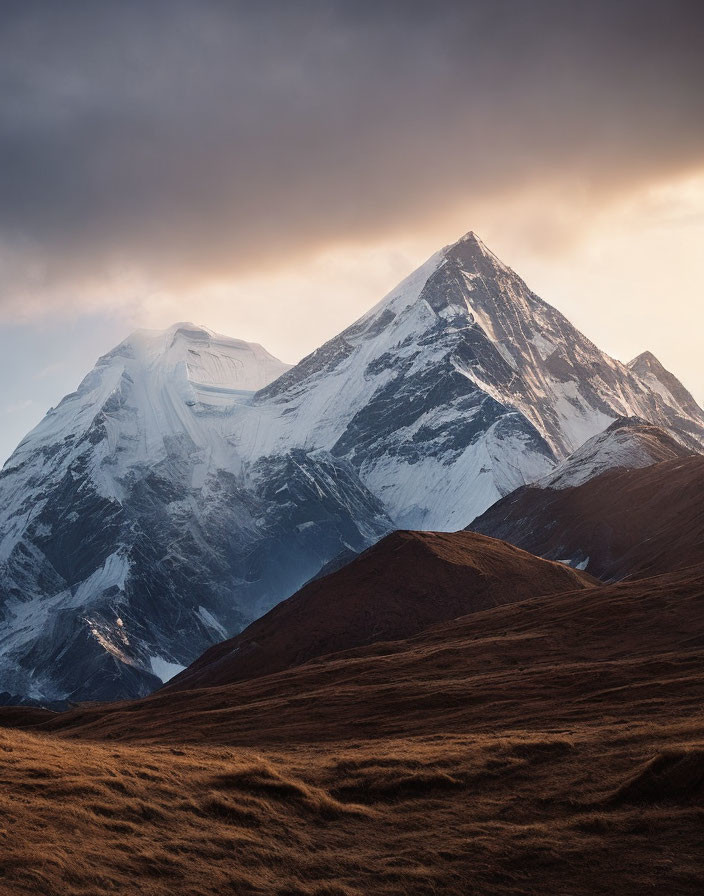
[2,564,704,894]
[11,562,703,746]
[163,530,596,692]
[470,454,704,581]
[2,709,703,896]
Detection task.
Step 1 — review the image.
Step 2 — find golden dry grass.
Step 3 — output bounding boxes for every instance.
[2,719,704,894]
[3,565,704,893]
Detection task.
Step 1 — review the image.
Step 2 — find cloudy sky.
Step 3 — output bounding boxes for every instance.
[1,0,703,462]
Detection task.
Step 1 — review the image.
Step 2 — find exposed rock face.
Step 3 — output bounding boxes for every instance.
[629,351,704,440]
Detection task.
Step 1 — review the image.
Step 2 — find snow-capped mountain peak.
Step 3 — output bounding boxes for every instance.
[249,232,704,529]
[536,416,692,490]
[2,323,293,507]
[110,322,291,393]
[443,229,509,270]
[0,323,392,704]
[628,350,703,424]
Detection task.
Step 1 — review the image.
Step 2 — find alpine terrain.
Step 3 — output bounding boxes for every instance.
[1,232,703,704]
[469,448,704,581]
[0,326,391,704]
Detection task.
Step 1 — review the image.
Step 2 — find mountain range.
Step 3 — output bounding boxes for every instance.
[2,231,704,896]
[1,231,703,704]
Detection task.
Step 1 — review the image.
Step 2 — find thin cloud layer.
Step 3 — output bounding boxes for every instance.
[1,0,703,313]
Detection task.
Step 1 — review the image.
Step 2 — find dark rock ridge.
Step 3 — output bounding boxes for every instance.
[469,448,704,581]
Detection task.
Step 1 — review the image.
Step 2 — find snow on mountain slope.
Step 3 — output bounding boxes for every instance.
[0,324,390,704]
[536,416,692,489]
[6,324,289,475]
[242,233,704,528]
[294,417,695,586]
[628,351,704,445]
[0,324,291,563]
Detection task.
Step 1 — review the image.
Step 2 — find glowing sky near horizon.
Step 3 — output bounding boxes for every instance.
[1,0,703,464]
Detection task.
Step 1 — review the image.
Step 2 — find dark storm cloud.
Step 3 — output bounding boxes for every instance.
[1,0,703,305]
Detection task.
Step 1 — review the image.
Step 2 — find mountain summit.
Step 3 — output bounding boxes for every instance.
[246,231,704,527]
[0,324,390,704]
[1,232,703,703]
[628,350,704,427]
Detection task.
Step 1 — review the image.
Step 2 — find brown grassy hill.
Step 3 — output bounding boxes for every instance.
[470,454,704,581]
[3,718,704,896]
[5,564,703,747]
[161,529,596,693]
[2,565,704,894]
